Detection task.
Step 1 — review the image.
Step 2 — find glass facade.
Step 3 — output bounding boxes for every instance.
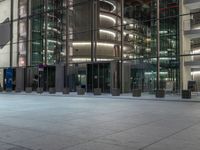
[123,0,179,92]
[31,0,64,65]
[0,0,200,93]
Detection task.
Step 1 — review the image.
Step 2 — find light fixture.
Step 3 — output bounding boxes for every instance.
[100,14,116,24]
[100,29,116,37]
[191,71,200,75]
[129,24,134,27]
[100,0,116,12]
[72,42,114,47]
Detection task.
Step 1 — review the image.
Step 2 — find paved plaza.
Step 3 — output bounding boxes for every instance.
[0,94,200,150]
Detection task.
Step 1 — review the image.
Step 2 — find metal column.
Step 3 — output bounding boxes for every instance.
[10,0,14,67]
[156,0,160,90]
[120,0,124,93]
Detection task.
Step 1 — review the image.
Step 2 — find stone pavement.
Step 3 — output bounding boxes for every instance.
[0,94,200,150]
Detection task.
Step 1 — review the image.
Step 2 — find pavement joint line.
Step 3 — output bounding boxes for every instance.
[59,118,164,150]
[0,95,200,149]
[138,120,200,150]
[0,139,33,150]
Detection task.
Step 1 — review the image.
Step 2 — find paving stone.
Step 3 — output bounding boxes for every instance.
[0,94,200,150]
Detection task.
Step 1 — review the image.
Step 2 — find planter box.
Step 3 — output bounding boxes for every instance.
[77,88,85,95]
[112,88,120,96]
[37,88,43,94]
[132,89,142,97]
[25,87,32,93]
[49,88,56,94]
[182,90,191,99]
[63,88,70,95]
[156,90,165,98]
[94,88,102,95]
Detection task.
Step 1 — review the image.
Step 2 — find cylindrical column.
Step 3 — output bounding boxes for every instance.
[120,0,124,93]
[156,0,160,90]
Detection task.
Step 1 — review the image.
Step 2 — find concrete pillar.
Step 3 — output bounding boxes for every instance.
[180,0,192,90]
[0,69,3,88]
[55,65,64,92]
[111,61,120,91]
[16,68,24,91]
[122,62,131,93]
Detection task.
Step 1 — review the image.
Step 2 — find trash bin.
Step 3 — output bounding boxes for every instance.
[94,88,101,95]
[182,90,191,99]
[156,90,165,98]
[132,89,142,97]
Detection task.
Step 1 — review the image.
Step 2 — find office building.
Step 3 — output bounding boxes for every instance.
[0,0,199,93]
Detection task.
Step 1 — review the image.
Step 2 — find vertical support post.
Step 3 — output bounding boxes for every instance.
[17,0,20,67]
[10,0,14,67]
[94,0,97,62]
[65,0,69,88]
[120,0,124,93]
[156,0,160,90]
[90,0,97,91]
[90,0,94,62]
[44,0,48,65]
[90,0,97,62]
[26,0,30,66]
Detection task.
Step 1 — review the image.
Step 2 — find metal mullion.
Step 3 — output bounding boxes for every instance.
[120,0,124,93]
[17,0,20,67]
[44,0,48,65]
[10,0,14,67]
[26,0,30,67]
[156,0,160,90]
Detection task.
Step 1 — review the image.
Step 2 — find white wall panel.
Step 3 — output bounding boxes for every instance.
[0,0,11,67]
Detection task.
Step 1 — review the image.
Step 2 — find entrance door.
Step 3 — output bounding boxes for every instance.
[131,68,144,90]
[39,66,55,91]
[87,63,111,93]
[67,64,87,92]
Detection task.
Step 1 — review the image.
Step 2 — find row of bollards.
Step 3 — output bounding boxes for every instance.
[0,87,192,99]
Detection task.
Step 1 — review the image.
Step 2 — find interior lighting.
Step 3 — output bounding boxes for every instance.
[100,0,116,12]
[192,49,200,54]
[191,71,200,75]
[73,42,114,47]
[129,24,134,27]
[100,14,116,24]
[100,29,116,37]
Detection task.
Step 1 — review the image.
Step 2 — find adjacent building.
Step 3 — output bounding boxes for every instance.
[181,0,200,91]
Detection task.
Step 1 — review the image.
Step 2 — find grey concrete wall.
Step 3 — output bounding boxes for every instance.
[16,68,25,91]
[56,65,64,92]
